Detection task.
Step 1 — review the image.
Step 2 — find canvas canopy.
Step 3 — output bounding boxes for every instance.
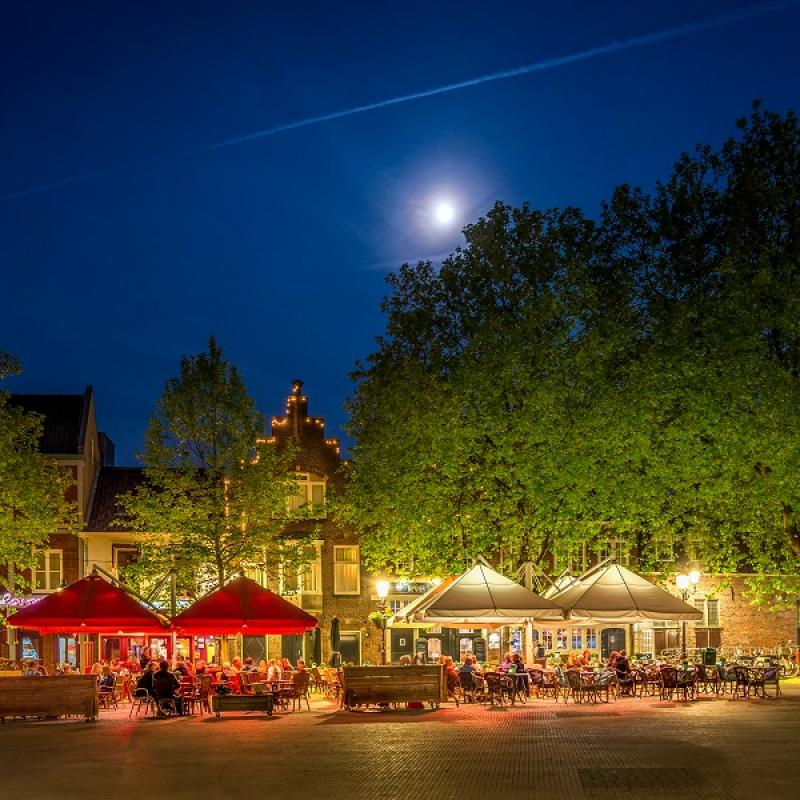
[6,574,169,634]
[549,563,704,622]
[171,576,318,635]
[395,563,564,626]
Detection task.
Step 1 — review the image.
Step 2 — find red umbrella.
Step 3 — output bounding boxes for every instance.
[6,574,169,634]
[171,576,318,635]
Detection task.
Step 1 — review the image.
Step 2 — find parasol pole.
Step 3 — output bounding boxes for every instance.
[170,570,177,668]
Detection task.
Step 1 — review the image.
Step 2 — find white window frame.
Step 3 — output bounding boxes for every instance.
[333,545,361,595]
[287,473,327,518]
[300,542,323,595]
[34,549,63,593]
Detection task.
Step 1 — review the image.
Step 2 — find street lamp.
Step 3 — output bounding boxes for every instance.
[676,570,701,662]
[376,580,390,665]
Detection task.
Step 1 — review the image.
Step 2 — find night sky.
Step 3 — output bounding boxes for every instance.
[2,1,798,464]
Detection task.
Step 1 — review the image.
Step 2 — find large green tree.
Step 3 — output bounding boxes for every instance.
[342,104,800,603]
[121,337,308,596]
[0,354,74,581]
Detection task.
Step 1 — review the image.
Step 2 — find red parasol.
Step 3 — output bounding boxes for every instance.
[171,576,318,635]
[5,574,170,634]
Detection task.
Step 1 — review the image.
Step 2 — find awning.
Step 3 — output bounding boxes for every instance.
[171,576,318,635]
[549,563,704,622]
[5,574,170,634]
[394,563,564,625]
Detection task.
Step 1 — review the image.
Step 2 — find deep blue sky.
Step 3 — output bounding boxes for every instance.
[1,1,798,463]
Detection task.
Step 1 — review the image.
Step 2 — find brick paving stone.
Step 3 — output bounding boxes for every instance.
[1,681,799,800]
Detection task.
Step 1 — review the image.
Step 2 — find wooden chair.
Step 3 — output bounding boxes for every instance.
[290,671,311,711]
[98,685,117,710]
[323,668,341,700]
[310,667,325,694]
[537,669,559,701]
[458,670,478,703]
[483,673,506,706]
[567,670,598,704]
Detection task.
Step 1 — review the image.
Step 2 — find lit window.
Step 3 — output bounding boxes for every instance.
[301,543,322,594]
[706,599,720,627]
[333,545,360,595]
[287,473,327,518]
[585,628,597,649]
[34,550,63,592]
[571,629,582,650]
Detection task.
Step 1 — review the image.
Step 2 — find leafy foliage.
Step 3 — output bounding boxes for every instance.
[120,337,310,596]
[0,354,75,580]
[343,104,800,604]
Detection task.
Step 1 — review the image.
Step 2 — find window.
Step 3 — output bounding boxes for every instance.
[301,543,322,594]
[585,628,597,649]
[280,564,299,595]
[34,550,63,592]
[596,539,629,566]
[693,597,720,628]
[333,545,360,595]
[287,473,327,517]
[539,629,553,650]
[389,599,408,614]
[557,543,588,574]
[112,545,139,574]
[571,629,583,650]
[556,629,568,649]
[706,599,720,627]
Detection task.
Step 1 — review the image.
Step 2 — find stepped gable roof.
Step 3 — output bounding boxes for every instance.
[265,379,341,478]
[86,466,147,532]
[9,386,92,455]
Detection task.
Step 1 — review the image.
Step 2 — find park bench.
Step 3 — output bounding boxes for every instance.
[341,665,446,710]
[0,675,98,722]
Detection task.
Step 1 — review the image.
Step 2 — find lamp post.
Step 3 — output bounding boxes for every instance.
[375,580,390,665]
[676,570,701,662]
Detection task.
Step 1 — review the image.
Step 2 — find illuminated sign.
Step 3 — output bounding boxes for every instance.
[0,592,43,608]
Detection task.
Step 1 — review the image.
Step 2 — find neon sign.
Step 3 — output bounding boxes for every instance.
[0,592,43,608]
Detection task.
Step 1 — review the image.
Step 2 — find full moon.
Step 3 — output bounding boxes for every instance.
[434,201,455,225]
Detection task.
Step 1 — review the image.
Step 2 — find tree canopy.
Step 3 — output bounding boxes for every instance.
[342,104,800,604]
[121,337,307,595]
[0,354,74,580]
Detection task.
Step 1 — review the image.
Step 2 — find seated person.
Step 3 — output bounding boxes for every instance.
[615,649,634,695]
[242,656,259,673]
[295,658,308,673]
[98,665,116,691]
[136,661,159,696]
[152,660,183,713]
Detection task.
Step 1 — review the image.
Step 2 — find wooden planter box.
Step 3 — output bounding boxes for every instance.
[0,675,98,723]
[341,665,446,710]
[211,692,274,718]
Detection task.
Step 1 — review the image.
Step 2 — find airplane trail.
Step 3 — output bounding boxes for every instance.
[1,0,797,203]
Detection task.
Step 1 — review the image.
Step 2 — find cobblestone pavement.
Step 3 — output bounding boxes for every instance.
[2,681,799,800]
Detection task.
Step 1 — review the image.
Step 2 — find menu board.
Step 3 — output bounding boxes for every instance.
[474,637,487,663]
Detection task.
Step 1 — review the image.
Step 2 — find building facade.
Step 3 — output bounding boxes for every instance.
[3,381,797,670]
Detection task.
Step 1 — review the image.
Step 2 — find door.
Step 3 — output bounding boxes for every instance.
[282,634,303,663]
[339,632,361,665]
[600,628,626,660]
[390,629,414,663]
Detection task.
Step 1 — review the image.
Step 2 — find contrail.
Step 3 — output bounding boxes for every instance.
[2,0,797,202]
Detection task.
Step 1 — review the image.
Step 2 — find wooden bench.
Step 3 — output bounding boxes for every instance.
[341,665,447,710]
[0,675,98,722]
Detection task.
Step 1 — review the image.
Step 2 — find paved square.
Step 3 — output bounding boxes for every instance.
[2,682,798,800]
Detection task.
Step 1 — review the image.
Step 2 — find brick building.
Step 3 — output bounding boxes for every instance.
[3,381,796,669]
[1,387,110,668]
